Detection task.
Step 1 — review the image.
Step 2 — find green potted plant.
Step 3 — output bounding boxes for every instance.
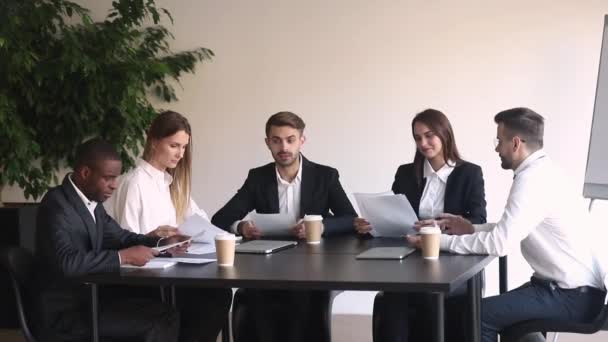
[0,0,213,203]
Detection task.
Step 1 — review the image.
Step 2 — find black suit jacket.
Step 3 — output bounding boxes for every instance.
[212,156,357,236]
[391,161,487,224]
[34,175,158,337]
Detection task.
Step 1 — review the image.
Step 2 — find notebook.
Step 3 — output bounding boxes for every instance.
[356,247,416,260]
[235,240,298,254]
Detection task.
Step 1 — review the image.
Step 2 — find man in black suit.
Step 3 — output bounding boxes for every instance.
[212,111,357,342]
[35,139,230,342]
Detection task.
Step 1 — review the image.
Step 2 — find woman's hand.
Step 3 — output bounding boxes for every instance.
[354,217,372,235]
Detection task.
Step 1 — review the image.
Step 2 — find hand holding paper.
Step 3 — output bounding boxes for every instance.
[354,192,418,237]
[250,213,295,237]
[179,214,226,243]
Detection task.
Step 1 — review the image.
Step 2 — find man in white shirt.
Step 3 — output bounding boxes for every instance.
[407,107,606,342]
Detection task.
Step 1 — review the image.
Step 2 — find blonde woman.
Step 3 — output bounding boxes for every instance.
[106,110,232,342]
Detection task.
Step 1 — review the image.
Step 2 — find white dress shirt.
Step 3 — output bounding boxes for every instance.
[104,159,209,234]
[68,174,97,222]
[440,150,605,289]
[231,155,303,234]
[418,159,455,219]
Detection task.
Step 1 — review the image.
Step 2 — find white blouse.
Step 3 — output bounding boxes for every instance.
[418,159,455,220]
[104,159,209,234]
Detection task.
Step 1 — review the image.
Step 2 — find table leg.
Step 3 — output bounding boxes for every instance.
[91,283,99,342]
[431,292,445,342]
[467,271,482,342]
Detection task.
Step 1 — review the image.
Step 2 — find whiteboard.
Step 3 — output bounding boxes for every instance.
[584,15,608,200]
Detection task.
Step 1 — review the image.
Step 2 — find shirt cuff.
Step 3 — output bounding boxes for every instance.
[231,220,241,235]
[474,223,496,233]
[117,251,122,265]
[440,234,453,251]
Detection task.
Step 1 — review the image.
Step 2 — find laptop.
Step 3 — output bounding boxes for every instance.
[356,247,416,260]
[235,240,298,254]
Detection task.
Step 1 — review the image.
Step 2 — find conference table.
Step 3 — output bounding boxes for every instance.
[82,235,495,342]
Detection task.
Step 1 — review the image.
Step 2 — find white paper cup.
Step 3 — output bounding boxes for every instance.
[304,215,323,244]
[420,226,441,260]
[215,233,236,266]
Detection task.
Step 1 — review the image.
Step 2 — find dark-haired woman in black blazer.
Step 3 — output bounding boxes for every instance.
[354,109,487,342]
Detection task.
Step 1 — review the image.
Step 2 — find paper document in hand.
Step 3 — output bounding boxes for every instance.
[153,238,192,253]
[354,192,418,237]
[179,214,226,243]
[250,213,295,237]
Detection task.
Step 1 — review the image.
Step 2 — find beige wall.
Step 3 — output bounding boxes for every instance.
[5,0,608,314]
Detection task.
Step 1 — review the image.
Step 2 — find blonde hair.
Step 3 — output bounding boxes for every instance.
[143,111,192,223]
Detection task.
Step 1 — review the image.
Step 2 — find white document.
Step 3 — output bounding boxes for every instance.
[187,242,216,254]
[179,214,226,243]
[152,238,192,252]
[250,212,295,237]
[121,260,176,269]
[354,192,418,237]
[171,257,216,264]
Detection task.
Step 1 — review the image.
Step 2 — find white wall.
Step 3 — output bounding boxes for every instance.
[5,0,608,314]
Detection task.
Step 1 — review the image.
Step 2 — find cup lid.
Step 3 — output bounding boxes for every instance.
[304,214,323,221]
[419,226,441,234]
[215,233,236,240]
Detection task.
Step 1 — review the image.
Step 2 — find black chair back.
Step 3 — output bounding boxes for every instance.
[0,246,38,342]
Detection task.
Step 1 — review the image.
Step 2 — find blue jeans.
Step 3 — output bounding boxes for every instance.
[481,277,606,342]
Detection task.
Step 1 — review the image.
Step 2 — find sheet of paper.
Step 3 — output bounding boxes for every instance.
[121,260,176,269]
[171,257,216,264]
[354,192,418,237]
[187,242,216,254]
[179,214,227,243]
[250,212,295,237]
[153,238,192,252]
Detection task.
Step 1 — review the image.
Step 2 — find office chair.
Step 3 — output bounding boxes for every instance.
[0,246,38,342]
[231,288,339,342]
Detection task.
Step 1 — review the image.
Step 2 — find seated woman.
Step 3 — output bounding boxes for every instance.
[105,110,232,342]
[354,108,487,342]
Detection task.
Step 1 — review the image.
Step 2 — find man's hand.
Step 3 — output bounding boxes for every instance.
[238,221,262,240]
[147,225,179,238]
[291,220,306,239]
[118,245,159,266]
[354,217,372,235]
[405,235,422,249]
[435,213,474,235]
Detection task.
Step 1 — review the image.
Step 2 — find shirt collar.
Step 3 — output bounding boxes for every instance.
[68,173,98,209]
[514,149,547,177]
[276,154,303,185]
[423,159,455,183]
[139,159,173,186]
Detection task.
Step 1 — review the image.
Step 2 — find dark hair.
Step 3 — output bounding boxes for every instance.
[143,110,193,223]
[412,109,463,186]
[265,111,306,137]
[494,107,544,149]
[74,138,121,171]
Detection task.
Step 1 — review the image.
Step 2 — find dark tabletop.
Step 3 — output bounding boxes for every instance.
[82,235,494,293]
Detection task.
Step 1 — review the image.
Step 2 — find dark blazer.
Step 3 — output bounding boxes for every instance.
[34,175,158,338]
[391,161,487,224]
[212,156,357,236]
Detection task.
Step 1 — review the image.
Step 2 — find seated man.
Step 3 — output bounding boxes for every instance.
[34,139,227,342]
[212,111,357,342]
[407,107,607,342]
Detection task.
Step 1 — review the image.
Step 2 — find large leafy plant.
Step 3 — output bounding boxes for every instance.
[0,0,213,199]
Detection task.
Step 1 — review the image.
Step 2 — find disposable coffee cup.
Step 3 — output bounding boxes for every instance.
[304,215,323,244]
[420,226,441,260]
[215,233,236,266]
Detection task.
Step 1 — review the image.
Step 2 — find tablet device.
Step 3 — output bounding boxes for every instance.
[356,247,416,260]
[235,240,298,254]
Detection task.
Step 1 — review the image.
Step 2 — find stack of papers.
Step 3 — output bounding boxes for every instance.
[354,191,418,237]
[121,260,177,269]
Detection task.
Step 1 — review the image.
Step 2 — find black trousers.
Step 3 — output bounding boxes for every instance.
[245,289,327,342]
[375,291,468,342]
[38,288,179,342]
